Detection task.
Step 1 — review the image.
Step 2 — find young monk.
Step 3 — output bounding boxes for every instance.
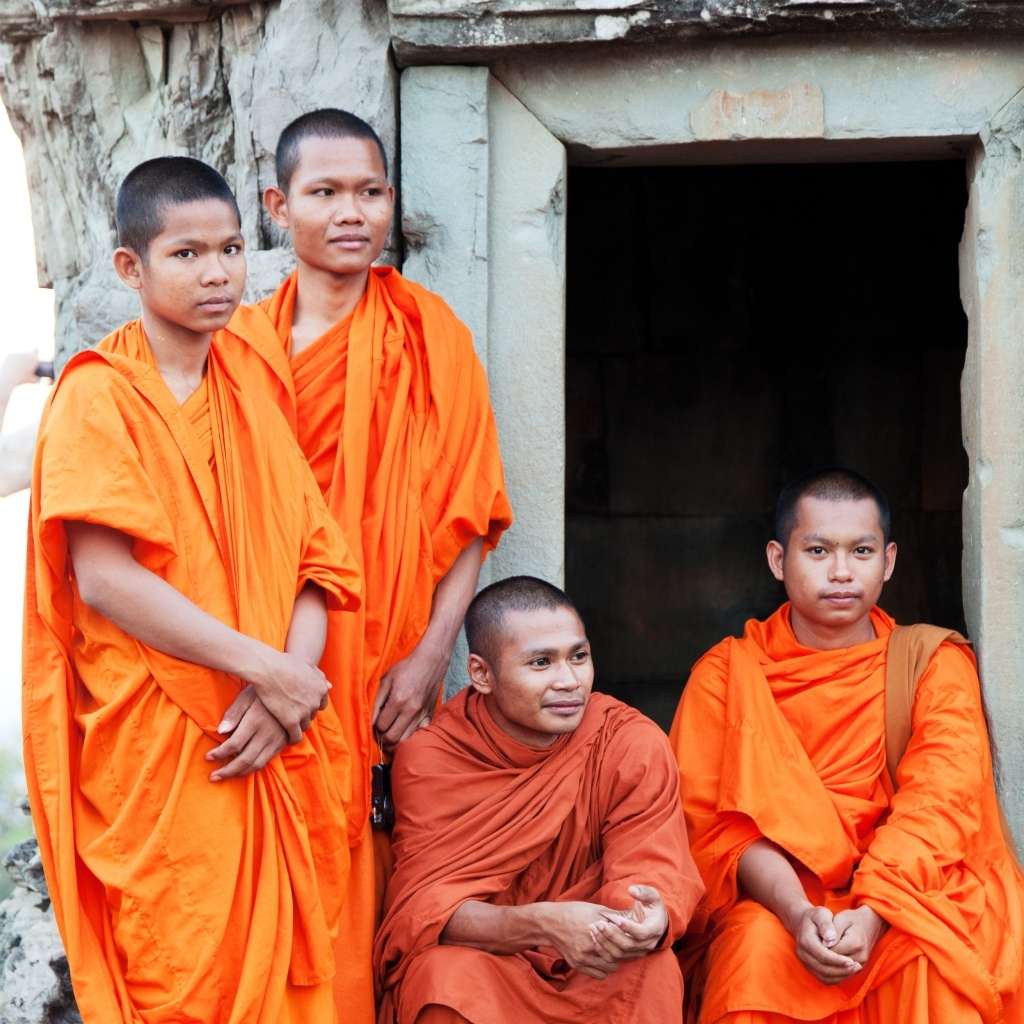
[258,108,513,1020]
[375,575,705,1024]
[670,467,1024,1024]
[24,157,363,1023]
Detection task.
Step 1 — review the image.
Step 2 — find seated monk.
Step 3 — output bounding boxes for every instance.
[374,575,705,1023]
[24,157,361,1022]
[670,466,1024,1024]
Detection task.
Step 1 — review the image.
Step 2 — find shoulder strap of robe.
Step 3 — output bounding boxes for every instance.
[885,624,970,790]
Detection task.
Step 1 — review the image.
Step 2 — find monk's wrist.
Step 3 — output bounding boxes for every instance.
[237,637,280,693]
[509,903,555,949]
[779,897,813,938]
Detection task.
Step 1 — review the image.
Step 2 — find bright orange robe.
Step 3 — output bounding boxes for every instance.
[259,266,513,1020]
[374,689,706,1024]
[24,312,362,1023]
[670,604,1024,1024]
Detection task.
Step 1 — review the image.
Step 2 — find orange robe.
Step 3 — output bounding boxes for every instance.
[259,266,513,1020]
[374,689,706,1024]
[24,312,362,1023]
[670,604,1024,1024]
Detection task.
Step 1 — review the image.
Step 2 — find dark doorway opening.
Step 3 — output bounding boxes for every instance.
[565,161,969,730]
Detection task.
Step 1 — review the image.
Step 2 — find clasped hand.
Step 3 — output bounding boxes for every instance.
[547,885,668,980]
[206,649,330,781]
[790,903,888,986]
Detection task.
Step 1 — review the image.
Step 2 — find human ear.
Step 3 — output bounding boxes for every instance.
[882,541,898,582]
[766,539,786,582]
[467,653,493,695]
[263,185,289,228]
[112,247,144,291]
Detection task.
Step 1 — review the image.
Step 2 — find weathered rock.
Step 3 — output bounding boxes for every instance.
[388,0,1024,64]
[0,0,396,367]
[0,839,80,1024]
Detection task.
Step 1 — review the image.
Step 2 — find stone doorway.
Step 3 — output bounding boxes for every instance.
[564,161,969,728]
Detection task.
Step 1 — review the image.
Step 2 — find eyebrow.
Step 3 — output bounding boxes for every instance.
[522,641,588,658]
[163,233,244,247]
[801,533,878,545]
[305,175,386,188]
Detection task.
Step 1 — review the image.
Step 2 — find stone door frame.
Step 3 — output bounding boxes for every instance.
[399,39,1024,837]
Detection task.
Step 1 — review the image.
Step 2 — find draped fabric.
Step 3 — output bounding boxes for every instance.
[258,266,512,1021]
[375,689,705,1024]
[24,314,362,1023]
[670,604,1024,1024]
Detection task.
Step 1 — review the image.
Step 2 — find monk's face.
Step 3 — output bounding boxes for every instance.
[767,496,897,637]
[113,198,245,336]
[265,135,394,277]
[469,606,594,749]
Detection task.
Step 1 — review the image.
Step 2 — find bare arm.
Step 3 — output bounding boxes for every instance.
[285,582,329,666]
[66,521,329,742]
[442,899,620,980]
[738,839,861,984]
[373,537,484,749]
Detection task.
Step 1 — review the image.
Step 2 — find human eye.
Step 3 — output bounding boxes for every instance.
[313,187,334,197]
[807,546,827,556]
[174,249,197,259]
[364,187,384,197]
[224,243,243,256]
[854,546,874,556]
[530,656,550,669]
[570,649,590,663]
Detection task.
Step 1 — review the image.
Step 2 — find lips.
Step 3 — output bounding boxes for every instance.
[198,296,232,311]
[823,592,862,602]
[544,701,584,716]
[329,234,370,248]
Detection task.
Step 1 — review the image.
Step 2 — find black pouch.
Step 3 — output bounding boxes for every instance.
[370,761,395,831]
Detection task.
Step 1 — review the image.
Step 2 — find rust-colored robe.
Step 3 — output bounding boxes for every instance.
[670,604,1024,1024]
[24,312,362,1023]
[374,689,706,1024]
[259,266,513,1020]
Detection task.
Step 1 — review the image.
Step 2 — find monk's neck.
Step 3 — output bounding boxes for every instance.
[291,260,368,352]
[139,309,211,403]
[788,606,876,651]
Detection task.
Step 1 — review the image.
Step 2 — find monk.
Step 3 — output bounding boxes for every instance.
[670,467,1024,1024]
[259,108,513,1020]
[375,575,705,1024]
[23,157,362,1023]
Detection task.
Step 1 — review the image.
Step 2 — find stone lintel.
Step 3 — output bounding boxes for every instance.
[390,2,1024,65]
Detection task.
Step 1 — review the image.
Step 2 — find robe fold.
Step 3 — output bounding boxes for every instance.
[24,313,362,1024]
[259,266,513,1019]
[670,604,1024,1024]
[374,689,706,1024]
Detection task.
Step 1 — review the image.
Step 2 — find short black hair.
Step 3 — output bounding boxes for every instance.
[465,576,582,665]
[275,108,389,192]
[115,157,240,259]
[775,467,892,548]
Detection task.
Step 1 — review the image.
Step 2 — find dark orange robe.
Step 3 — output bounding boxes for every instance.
[374,689,706,1024]
[24,313,362,1023]
[670,604,1024,1024]
[259,266,513,1020]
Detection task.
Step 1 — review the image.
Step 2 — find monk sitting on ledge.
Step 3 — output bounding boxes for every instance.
[374,575,705,1023]
[671,466,1024,1024]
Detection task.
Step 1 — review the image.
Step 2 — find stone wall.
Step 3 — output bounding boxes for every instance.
[0,0,396,365]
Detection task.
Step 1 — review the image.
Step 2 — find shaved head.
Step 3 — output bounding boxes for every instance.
[775,467,892,548]
[465,576,581,666]
[275,108,388,193]
[115,157,240,260]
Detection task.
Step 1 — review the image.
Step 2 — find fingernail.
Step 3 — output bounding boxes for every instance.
[217,720,229,733]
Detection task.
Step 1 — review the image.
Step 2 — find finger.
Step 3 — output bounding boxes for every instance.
[577,965,609,980]
[599,911,657,944]
[207,707,259,762]
[810,906,838,947]
[217,687,257,734]
[397,712,431,746]
[319,694,329,711]
[371,677,393,725]
[591,920,640,956]
[210,740,259,781]
[797,950,861,982]
[628,884,661,907]
[800,932,863,972]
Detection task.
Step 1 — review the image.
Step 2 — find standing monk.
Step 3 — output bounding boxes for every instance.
[260,108,513,1021]
[671,467,1023,1024]
[24,157,362,1023]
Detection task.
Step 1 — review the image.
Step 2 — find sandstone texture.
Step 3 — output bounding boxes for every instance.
[389,0,1024,63]
[0,0,396,366]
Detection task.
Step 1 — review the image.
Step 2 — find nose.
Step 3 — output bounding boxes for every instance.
[829,552,854,582]
[331,192,364,224]
[550,663,581,690]
[200,254,230,287]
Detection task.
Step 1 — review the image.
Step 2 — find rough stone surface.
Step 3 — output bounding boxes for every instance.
[0,0,396,367]
[0,838,80,1024]
[389,1,1024,64]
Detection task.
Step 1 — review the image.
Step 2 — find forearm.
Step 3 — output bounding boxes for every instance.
[737,839,811,934]
[285,583,328,666]
[79,555,273,683]
[441,899,551,955]
[420,537,483,659]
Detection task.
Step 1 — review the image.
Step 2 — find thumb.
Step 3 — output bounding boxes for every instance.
[628,884,661,907]
[810,906,837,946]
[371,676,392,723]
[218,686,257,734]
